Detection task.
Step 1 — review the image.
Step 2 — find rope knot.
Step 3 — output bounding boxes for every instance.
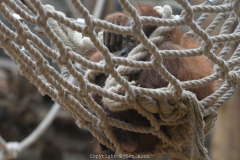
[76,119,86,128]
[57,89,70,104]
[59,47,70,62]
[103,63,114,75]
[78,90,88,99]
[132,19,142,31]
[56,55,69,66]
[38,88,47,96]
[228,80,237,88]
[78,80,88,98]
[125,94,135,106]
[215,64,230,80]
[131,25,142,37]
[168,84,182,101]
[36,16,47,29]
[18,63,26,76]
[228,72,240,84]
[204,40,213,51]
[151,55,163,67]
[15,36,26,46]
[97,121,107,131]
[95,121,102,131]
[82,25,93,37]
[6,142,20,159]
[0,36,9,47]
[35,59,49,75]
[217,68,225,79]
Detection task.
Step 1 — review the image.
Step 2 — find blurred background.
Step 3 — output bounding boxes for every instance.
[0,0,239,160]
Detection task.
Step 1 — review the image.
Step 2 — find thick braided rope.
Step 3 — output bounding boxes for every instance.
[0,0,240,159]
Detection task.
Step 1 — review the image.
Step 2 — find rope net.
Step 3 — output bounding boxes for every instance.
[0,0,240,159]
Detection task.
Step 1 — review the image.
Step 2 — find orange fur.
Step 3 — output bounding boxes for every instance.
[135,3,162,18]
[90,4,217,159]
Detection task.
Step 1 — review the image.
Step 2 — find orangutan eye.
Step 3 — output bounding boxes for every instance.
[129,38,135,44]
[123,36,127,41]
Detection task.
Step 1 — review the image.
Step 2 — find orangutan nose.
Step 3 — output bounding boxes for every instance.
[120,140,138,152]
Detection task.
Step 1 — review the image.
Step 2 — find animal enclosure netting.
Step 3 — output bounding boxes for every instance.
[0,0,240,159]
